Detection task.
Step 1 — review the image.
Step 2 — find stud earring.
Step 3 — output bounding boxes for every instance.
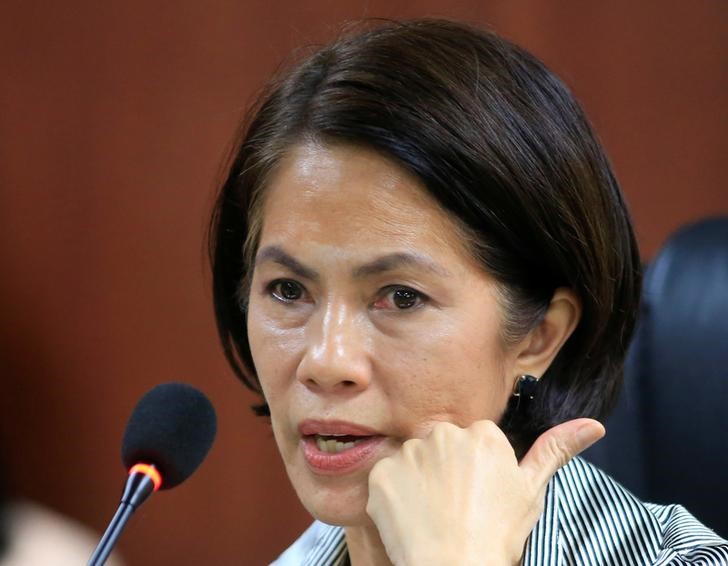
[513,374,539,400]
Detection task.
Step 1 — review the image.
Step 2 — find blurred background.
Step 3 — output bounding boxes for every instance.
[1,1,726,564]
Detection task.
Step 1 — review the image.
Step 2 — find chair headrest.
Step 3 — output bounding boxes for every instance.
[643,216,728,367]
[639,217,728,532]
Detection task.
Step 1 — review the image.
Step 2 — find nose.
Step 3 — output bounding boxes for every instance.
[296,300,372,393]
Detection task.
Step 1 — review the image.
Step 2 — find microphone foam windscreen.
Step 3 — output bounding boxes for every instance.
[121,382,217,490]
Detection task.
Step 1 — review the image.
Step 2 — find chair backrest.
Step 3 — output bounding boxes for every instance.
[585,216,728,537]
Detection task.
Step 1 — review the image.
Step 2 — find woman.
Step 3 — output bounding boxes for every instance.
[209,20,728,565]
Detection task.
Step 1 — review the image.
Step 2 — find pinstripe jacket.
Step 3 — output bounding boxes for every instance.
[272,457,728,565]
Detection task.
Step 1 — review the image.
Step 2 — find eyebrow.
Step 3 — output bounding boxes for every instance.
[352,252,452,278]
[255,246,319,281]
[254,245,452,280]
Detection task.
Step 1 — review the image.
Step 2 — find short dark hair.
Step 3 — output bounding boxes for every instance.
[209,19,641,450]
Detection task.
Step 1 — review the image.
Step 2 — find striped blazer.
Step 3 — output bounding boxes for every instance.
[272,457,728,565]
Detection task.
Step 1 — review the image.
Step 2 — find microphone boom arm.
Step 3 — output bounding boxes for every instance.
[88,468,158,565]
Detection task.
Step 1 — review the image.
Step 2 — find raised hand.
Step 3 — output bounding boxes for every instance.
[366,418,605,566]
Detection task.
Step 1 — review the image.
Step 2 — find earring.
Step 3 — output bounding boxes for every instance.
[513,374,539,400]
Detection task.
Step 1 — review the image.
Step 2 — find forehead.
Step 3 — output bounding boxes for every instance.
[258,143,476,265]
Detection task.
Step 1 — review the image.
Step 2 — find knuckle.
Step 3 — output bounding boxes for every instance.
[430,421,460,447]
[401,437,420,457]
[365,496,382,519]
[431,421,457,435]
[544,434,571,469]
[471,419,505,442]
[368,458,391,486]
[472,419,498,435]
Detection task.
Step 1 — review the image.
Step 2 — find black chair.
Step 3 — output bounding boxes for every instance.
[584,216,728,538]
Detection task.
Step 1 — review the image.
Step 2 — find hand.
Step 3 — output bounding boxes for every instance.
[366,418,605,566]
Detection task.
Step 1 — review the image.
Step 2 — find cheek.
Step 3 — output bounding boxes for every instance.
[246,301,305,402]
[377,312,510,433]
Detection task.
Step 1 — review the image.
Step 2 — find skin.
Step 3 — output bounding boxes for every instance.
[246,142,604,565]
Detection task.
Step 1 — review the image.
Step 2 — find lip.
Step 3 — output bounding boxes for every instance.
[298,419,382,437]
[298,419,385,475]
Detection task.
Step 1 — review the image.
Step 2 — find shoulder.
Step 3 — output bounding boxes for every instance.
[644,503,728,565]
[552,457,728,565]
[270,521,345,566]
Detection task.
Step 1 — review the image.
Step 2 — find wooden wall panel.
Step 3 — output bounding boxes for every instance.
[1,1,725,563]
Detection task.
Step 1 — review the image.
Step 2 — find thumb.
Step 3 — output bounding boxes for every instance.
[519,418,605,487]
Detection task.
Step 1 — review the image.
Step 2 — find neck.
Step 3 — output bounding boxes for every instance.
[345,524,393,566]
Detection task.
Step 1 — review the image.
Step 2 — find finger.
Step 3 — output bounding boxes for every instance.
[519,418,605,487]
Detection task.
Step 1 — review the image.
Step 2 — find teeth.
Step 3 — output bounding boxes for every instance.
[315,436,357,453]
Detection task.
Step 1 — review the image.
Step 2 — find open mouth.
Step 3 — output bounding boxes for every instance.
[299,420,385,472]
[301,433,384,473]
[313,434,369,453]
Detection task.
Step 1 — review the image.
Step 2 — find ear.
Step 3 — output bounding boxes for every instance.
[512,288,581,378]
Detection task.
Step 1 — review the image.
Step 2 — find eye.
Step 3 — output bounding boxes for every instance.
[392,288,418,309]
[267,279,307,303]
[373,286,428,310]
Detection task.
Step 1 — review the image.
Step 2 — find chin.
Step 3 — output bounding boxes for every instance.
[290,469,373,527]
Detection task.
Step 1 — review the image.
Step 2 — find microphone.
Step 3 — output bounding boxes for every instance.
[88,382,217,565]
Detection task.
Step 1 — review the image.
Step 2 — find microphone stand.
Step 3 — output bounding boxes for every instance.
[88,469,157,565]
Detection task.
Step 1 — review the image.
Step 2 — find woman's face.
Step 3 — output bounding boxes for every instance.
[247,143,519,526]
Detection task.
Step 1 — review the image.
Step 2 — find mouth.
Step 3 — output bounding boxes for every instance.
[298,420,386,474]
[313,434,370,453]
